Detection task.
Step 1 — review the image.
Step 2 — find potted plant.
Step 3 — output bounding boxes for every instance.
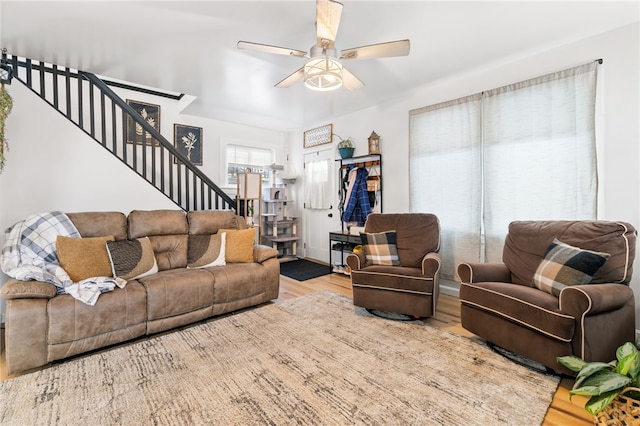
[557,341,640,422]
[0,84,13,173]
[334,134,355,159]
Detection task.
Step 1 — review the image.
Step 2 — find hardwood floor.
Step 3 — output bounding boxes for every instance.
[1,268,593,425]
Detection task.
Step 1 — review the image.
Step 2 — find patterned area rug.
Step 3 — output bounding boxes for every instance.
[0,291,559,425]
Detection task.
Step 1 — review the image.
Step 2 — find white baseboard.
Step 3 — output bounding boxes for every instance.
[440,278,460,298]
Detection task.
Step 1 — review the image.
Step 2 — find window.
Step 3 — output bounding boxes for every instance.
[224,144,274,187]
[409,62,599,280]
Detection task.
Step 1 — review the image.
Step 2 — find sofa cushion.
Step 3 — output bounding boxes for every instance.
[188,233,226,268]
[67,211,128,240]
[532,239,610,297]
[363,213,440,268]
[360,231,401,266]
[107,237,158,280]
[351,265,433,294]
[138,268,215,321]
[128,210,189,270]
[219,228,255,263]
[187,210,245,234]
[503,220,636,286]
[460,281,576,342]
[56,235,115,281]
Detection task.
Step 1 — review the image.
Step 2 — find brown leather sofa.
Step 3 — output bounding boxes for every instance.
[458,220,636,375]
[346,213,441,318]
[0,209,280,375]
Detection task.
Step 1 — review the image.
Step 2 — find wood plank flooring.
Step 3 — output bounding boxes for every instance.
[1,267,593,425]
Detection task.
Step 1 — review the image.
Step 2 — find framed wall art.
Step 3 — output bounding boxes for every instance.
[126,99,161,145]
[303,123,333,148]
[174,124,203,166]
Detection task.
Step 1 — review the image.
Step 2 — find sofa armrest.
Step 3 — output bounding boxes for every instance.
[0,279,58,299]
[253,245,279,263]
[457,262,511,284]
[559,283,635,317]
[422,252,441,277]
[346,251,365,271]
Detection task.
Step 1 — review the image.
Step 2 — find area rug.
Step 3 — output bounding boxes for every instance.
[279,258,330,281]
[0,291,559,425]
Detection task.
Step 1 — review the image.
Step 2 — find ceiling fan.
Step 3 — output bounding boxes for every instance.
[237,0,410,91]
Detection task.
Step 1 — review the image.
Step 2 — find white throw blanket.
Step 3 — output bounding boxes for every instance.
[1,211,125,306]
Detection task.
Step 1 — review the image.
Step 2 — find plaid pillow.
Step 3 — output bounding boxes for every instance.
[360,231,401,266]
[532,239,610,297]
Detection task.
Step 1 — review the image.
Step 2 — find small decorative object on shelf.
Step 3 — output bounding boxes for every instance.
[368,131,380,154]
[335,134,355,159]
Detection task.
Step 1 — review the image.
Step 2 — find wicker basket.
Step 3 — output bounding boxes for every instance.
[595,387,640,426]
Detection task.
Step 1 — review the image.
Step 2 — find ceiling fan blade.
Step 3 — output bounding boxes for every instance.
[275,67,305,88]
[316,0,343,48]
[341,39,410,61]
[237,41,307,58]
[342,67,364,91]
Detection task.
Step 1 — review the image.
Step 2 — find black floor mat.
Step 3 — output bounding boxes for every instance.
[279,259,330,281]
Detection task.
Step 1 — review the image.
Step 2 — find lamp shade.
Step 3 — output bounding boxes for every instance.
[304,56,343,91]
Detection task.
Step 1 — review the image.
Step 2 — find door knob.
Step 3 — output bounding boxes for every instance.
[328,213,333,218]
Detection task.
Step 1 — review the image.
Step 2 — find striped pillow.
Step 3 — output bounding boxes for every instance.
[360,231,401,266]
[532,239,610,297]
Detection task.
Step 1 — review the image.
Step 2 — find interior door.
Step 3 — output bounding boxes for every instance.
[303,149,336,262]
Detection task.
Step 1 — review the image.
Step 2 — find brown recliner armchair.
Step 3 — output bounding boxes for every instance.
[346,213,441,318]
[458,220,636,375]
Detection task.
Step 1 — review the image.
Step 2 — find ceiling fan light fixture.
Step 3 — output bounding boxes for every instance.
[304,55,343,91]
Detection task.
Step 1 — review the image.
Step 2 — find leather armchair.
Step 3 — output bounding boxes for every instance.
[458,220,636,375]
[346,213,441,318]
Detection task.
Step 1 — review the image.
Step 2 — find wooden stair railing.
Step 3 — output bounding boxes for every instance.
[4,54,236,212]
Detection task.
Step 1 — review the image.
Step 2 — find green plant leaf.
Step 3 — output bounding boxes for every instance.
[571,370,632,396]
[573,362,614,388]
[585,390,620,416]
[617,342,638,362]
[617,352,638,376]
[557,355,586,372]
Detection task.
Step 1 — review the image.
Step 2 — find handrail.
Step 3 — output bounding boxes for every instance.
[6,54,236,211]
[81,72,236,208]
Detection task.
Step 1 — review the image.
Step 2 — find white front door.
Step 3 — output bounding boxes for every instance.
[303,149,337,262]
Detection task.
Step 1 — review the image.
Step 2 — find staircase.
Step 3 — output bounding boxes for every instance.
[3,54,236,212]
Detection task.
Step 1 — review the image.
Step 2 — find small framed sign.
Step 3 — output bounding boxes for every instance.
[303,123,333,148]
[174,124,203,165]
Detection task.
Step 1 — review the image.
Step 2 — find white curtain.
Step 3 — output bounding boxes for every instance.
[409,62,598,279]
[409,94,483,280]
[304,158,332,209]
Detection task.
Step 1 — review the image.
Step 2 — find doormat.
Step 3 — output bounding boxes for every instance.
[280,258,330,281]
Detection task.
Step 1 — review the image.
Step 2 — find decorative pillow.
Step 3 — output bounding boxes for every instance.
[532,239,610,297]
[56,235,115,282]
[218,228,255,263]
[106,237,158,280]
[187,233,226,268]
[360,231,401,266]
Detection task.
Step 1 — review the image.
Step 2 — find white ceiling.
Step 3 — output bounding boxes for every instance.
[1,1,638,130]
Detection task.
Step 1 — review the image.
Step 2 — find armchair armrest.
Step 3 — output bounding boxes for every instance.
[457,262,511,283]
[253,245,279,263]
[559,283,635,317]
[346,251,365,271]
[422,252,441,277]
[0,279,58,299]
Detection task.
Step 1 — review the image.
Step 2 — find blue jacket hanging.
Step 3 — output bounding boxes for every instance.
[342,168,372,226]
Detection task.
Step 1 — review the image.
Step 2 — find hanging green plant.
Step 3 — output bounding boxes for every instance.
[0,84,13,173]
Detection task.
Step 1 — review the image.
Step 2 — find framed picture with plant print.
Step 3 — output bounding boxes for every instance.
[174,124,203,166]
[126,99,161,146]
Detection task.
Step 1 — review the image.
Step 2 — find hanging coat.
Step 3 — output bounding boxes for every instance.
[342,168,372,226]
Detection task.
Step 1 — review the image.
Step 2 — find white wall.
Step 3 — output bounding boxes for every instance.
[0,80,285,321]
[293,23,640,322]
